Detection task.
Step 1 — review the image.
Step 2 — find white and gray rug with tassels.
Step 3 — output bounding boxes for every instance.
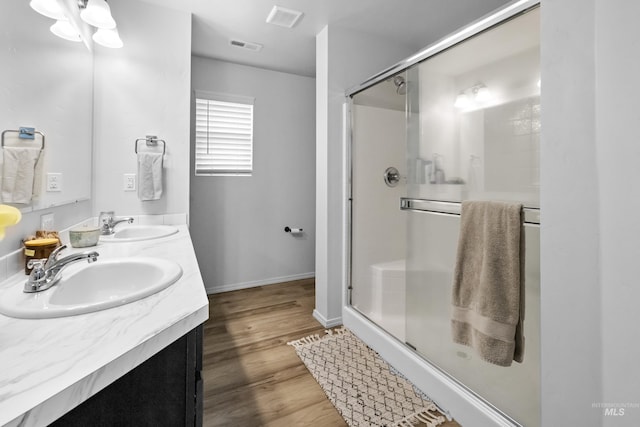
[288,327,447,427]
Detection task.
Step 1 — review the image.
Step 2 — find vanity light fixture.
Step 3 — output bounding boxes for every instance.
[30,0,66,21]
[78,0,123,48]
[79,0,116,29]
[30,0,122,47]
[454,82,492,109]
[474,83,491,102]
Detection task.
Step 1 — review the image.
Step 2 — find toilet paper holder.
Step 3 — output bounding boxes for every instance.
[284,226,303,234]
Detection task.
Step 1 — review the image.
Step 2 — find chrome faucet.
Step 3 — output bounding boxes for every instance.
[24,245,99,293]
[100,214,134,235]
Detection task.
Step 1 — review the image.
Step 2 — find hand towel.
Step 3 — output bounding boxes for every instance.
[451,200,525,367]
[1,147,43,204]
[137,152,164,201]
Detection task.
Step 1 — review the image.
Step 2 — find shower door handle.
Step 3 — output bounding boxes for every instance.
[384,167,401,187]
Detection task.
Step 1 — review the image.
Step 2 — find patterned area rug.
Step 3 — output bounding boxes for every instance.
[288,327,447,427]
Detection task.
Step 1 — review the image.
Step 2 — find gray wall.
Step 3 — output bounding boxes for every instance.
[190,56,316,293]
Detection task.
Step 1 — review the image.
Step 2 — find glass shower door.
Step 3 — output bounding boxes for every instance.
[349,5,541,427]
[403,7,541,426]
[349,76,408,340]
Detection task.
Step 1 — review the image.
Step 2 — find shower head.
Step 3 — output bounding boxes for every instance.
[392,75,407,95]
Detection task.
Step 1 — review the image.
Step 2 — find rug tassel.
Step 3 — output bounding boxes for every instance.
[287,334,321,348]
[325,326,347,336]
[392,409,446,427]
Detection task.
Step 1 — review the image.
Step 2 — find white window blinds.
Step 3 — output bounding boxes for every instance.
[195,92,254,176]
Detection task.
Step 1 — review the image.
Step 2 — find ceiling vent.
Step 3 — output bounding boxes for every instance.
[266,5,303,29]
[229,39,263,52]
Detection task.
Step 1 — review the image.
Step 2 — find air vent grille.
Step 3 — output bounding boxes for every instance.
[266,5,303,28]
[229,39,263,52]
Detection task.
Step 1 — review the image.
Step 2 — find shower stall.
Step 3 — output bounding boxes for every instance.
[346,2,540,426]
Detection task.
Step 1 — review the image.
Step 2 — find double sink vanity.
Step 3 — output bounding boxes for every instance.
[0,219,209,426]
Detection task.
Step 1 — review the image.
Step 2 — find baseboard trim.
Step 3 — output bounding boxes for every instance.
[312,309,343,328]
[206,272,315,294]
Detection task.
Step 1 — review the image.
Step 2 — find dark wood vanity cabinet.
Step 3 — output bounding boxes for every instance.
[50,325,203,427]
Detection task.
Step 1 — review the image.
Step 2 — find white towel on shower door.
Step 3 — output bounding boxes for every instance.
[137,152,163,201]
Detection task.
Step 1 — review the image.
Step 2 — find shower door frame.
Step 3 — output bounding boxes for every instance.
[345,0,539,99]
[344,1,540,426]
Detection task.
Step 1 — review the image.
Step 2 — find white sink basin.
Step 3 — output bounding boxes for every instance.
[0,257,182,319]
[100,225,178,242]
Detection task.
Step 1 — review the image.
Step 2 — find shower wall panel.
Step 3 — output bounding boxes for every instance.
[350,104,406,328]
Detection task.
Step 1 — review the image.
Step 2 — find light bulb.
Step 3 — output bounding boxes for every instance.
[474,85,491,102]
[50,20,82,42]
[454,92,470,109]
[93,27,123,48]
[81,0,116,29]
[30,0,66,20]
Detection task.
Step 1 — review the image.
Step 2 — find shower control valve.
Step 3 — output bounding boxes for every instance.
[384,166,401,187]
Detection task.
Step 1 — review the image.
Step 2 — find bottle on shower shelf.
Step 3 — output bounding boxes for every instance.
[431,153,445,184]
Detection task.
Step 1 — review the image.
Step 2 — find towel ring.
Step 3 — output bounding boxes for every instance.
[135,135,165,155]
[1,129,45,150]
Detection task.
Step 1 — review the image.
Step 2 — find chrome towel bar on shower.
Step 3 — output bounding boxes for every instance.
[400,198,540,225]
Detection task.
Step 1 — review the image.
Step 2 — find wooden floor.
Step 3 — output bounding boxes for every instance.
[202,279,460,426]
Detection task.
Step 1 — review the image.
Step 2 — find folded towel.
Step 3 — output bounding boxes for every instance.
[1,147,43,204]
[137,152,163,201]
[451,200,525,367]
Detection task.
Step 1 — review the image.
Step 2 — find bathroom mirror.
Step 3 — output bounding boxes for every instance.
[0,0,92,212]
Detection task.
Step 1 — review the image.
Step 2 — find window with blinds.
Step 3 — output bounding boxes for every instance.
[195,92,254,176]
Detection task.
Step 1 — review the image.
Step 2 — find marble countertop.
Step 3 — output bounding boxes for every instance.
[0,224,209,427]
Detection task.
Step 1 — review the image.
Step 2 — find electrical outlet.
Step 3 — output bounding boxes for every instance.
[40,213,55,230]
[124,173,136,191]
[46,173,62,192]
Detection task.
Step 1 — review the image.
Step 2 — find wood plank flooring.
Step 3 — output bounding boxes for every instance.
[202,279,461,426]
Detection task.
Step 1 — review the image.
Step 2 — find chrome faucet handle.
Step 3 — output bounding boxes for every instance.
[25,259,48,292]
[27,258,47,271]
[100,222,111,234]
[99,211,115,234]
[44,245,67,268]
[99,211,115,225]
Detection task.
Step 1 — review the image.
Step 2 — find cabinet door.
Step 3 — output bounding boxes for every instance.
[51,325,203,427]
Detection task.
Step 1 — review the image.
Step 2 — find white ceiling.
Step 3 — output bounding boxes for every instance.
[139,0,512,77]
